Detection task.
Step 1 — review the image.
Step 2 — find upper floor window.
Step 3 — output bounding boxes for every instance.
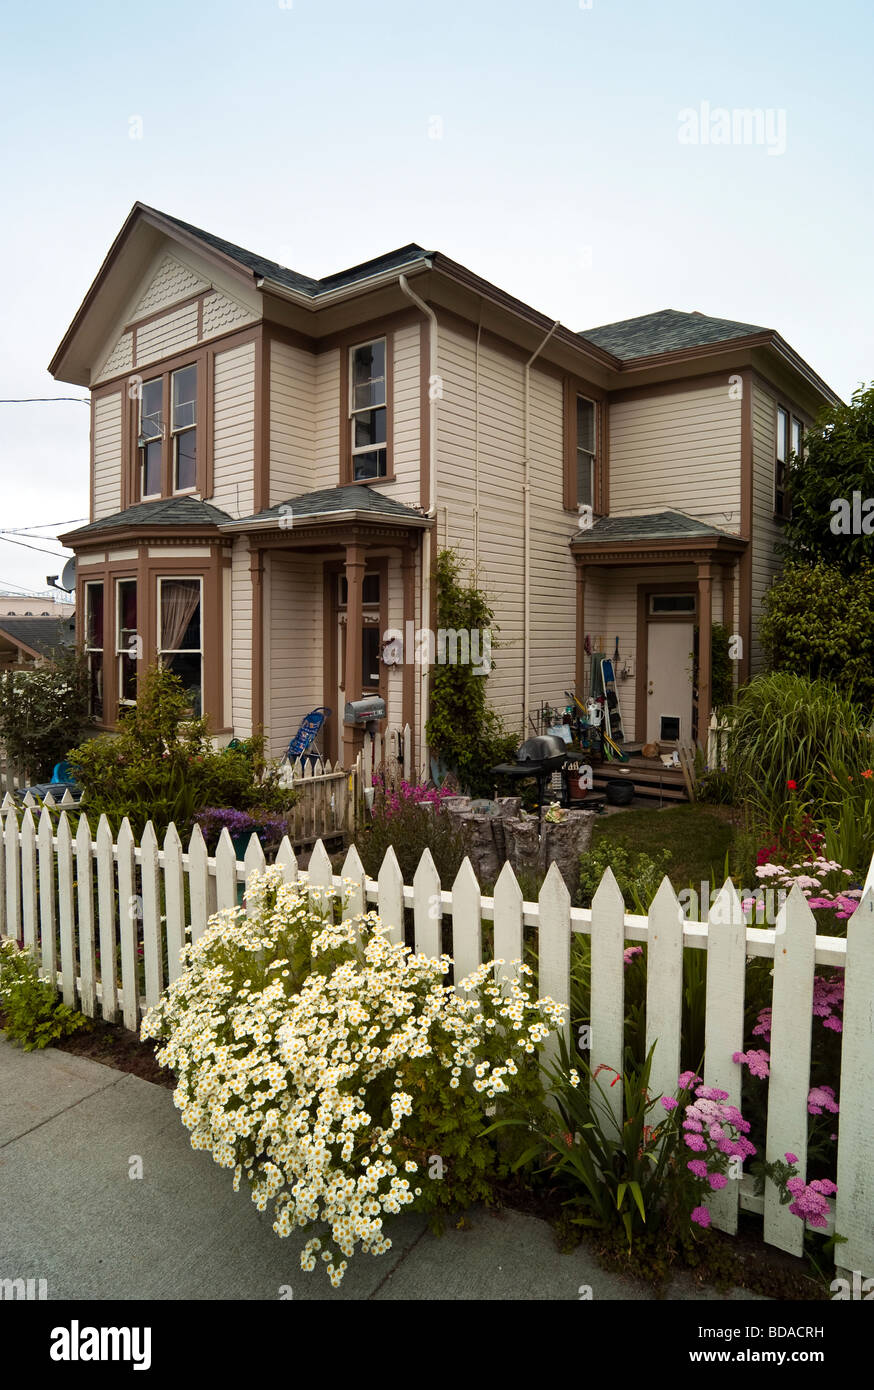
[140,378,163,498]
[137,363,198,500]
[350,339,387,481]
[576,396,596,510]
[172,365,197,491]
[775,405,793,519]
[564,384,600,515]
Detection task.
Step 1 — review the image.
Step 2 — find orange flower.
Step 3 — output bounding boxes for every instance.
[862,769,873,779]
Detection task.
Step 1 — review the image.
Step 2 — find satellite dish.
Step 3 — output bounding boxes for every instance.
[60,558,76,593]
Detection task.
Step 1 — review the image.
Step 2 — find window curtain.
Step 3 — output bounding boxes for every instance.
[160,580,200,654]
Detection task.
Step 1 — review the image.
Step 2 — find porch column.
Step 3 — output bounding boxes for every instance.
[250,547,264,737]
[401,540,416,738]
[575,561,587,699]
[697,561,713,748]
[342,541,366,767]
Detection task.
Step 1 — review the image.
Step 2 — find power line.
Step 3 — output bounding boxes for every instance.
[0,397,89,405]
[1,519,88,533]
[0,534,71,557]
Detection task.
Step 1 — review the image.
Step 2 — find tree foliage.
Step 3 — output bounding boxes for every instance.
[781,382,874,573]
[760,561,874,710]
[0,645,90,778]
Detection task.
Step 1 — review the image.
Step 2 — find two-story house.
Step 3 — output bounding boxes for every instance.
[50,203,840,769]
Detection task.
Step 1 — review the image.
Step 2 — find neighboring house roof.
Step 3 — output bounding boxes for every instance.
[61,496,232,543]
[0,616,76,660]
[226,485,429,531]
[571,510,742,545]
[579,309,770,360]
[151,208,433,299]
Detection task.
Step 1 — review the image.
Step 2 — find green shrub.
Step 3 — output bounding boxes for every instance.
[141,867,561,1285]
[578,840,673,914]
[0,938,90,1050]
[68,664,296,839]
[357,793,467,885]
[760,561,874,710]
[709,623,734,710]
[0,646,90,779]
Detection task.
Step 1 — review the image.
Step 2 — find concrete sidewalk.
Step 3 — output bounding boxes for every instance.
[0,1036,764,1302]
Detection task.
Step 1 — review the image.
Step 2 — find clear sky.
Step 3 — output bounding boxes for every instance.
[1,0,872,592]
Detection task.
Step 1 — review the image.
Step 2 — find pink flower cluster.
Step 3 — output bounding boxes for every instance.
[751,971,844,1044]
[786,1174,838,1228]
[664,1074,755,1227]
[733,1048,770,1078]
[756,854,859,920]
[623,946,643,967]
[807,1084,840,1116]
[373,775,455,818]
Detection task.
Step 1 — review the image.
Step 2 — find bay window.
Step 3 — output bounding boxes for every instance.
[159,577,203,716]
[116,579,138,704]
[84,582,104,720]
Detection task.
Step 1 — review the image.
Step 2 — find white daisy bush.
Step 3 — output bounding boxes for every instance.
[141,867,564,1286]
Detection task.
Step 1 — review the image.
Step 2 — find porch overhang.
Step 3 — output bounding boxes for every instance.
[570,534,747,568]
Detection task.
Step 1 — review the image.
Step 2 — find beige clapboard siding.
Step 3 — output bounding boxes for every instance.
[135,302,199,368]
[750,381,781,675]
[269,340,316,505]
[388,324,421,507]
[211,341,256,517]
[266,553,323,759]
[435,324,576,736]
[92,392,123,520]
[609,384,742,530]
[231,542,253,736]
[313,349,341,489]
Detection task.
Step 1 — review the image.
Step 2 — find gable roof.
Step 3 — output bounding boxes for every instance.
[60,496,231,544]
[579,309,770,360]
[571,510,742,545]
[226,485,429,532]
[0,616,76,660]
[148,208,432,299]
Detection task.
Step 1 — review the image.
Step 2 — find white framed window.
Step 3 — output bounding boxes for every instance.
[115,578,138,705]
[171,364,197,492]
[791,416,803,462]
[158,577,203,717]
[775,405,790,518]
[84,582,104,720]
[576,395,596,509]
[139,378,163,498]
[349,339,387,480]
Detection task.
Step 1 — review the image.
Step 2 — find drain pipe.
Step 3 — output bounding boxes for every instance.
[523,319,560,732]
[398,272,438,761]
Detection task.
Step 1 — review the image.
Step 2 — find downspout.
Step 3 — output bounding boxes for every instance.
[474,301,483,563]
[523,319,560,732]
[398,272,437,765]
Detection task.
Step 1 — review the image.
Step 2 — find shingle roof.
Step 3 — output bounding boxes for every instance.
[151,208,431,297]
[228,485,428,528]
[0,616,76,658]
[63,496,232,540]
[572,510,740,545]
[578,309,769,360]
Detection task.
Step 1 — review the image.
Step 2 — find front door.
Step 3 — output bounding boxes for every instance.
[646,621,694,745]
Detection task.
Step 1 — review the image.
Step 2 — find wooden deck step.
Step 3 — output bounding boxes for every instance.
[592,758,690,803]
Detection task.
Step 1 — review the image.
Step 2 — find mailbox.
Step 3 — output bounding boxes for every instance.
[343,695,386,726]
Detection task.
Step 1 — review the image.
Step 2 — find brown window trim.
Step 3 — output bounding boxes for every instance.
[74,546,227,732]
[339,330,394,486]
[774,402,799,523]
[125,351,209,506]
[563,377,608,516]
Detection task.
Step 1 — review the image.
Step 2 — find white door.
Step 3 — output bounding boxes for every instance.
[646,622,694,745]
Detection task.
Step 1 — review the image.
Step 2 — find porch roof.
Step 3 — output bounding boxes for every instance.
[60,496,232,545]
[222,485,431,534]
[0,616,76,661]
[570,510,747,565]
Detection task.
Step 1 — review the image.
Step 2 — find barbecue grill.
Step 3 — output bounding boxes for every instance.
[490,734,570,806]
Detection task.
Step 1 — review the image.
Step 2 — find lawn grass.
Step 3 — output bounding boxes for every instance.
[593,804,737,892]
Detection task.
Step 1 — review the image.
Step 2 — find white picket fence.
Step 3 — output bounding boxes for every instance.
[356,723,413,791]
[0,798,870,1282]
[278,755,359,842]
